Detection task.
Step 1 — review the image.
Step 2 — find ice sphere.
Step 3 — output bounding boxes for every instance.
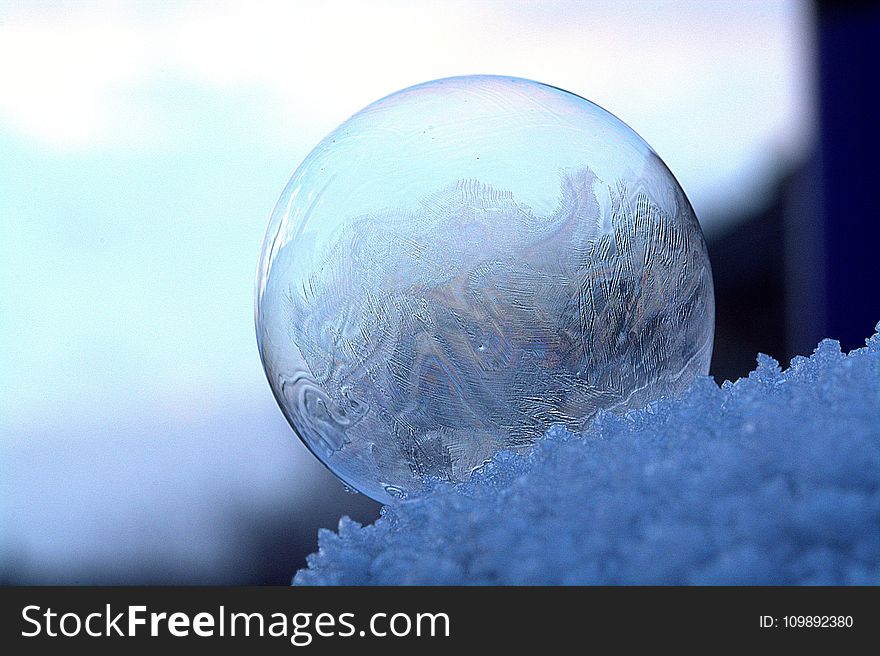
[255,75,715,502]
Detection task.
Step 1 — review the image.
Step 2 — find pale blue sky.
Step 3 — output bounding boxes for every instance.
[1,0,813,426]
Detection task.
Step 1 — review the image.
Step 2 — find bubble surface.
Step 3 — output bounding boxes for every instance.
[256,75,715,502]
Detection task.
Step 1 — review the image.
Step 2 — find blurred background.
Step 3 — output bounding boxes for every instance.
[1,0,876,584]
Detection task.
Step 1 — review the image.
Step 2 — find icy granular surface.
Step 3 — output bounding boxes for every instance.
[295,325,880,585]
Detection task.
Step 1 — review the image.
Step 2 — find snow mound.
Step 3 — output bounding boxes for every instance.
[295,324,880,585]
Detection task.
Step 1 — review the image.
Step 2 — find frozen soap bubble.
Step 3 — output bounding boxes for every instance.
[256,75,715,503]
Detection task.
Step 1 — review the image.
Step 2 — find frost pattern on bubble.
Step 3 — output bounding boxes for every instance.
[294,326,880,585]
[256,76,715,502]
[281,171,712,487]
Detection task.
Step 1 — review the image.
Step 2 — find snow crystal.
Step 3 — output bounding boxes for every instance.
[294,324,880,585]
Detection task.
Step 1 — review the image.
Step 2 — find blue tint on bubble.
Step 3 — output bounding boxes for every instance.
[256,76,714,502]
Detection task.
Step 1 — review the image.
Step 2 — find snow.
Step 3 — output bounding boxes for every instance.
[295,324,880,585]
